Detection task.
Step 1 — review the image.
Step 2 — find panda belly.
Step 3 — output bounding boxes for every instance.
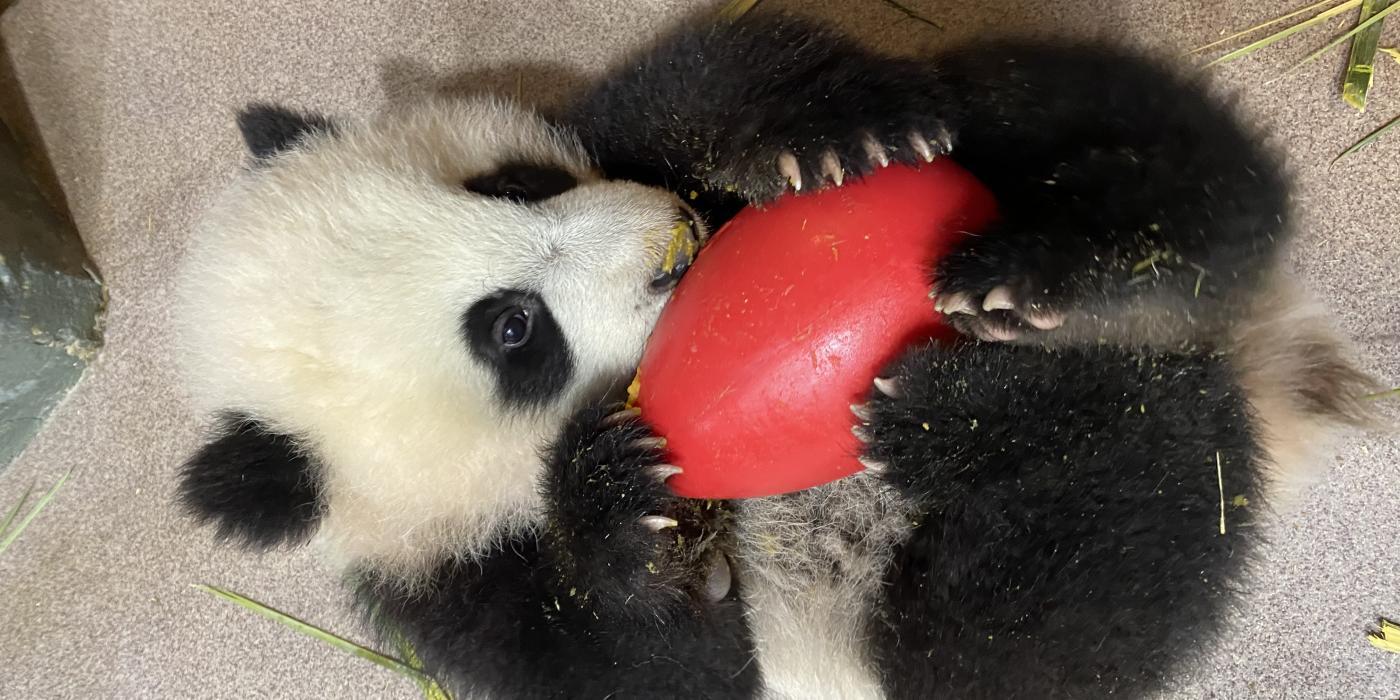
[734,473,913,699]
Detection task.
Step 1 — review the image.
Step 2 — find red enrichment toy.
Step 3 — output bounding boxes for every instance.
[635,160,998,499]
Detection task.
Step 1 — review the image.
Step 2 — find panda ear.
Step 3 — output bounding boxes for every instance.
[178,413,323,548]
[236,103,336,160]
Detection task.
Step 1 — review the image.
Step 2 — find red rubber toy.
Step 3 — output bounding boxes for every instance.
[636,160,999,499]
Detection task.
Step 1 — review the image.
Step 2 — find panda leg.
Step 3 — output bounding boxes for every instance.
[856,340,1263,696]
[926,43,1289,347]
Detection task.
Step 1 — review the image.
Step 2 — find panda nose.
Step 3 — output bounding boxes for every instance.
[649,209,700,294]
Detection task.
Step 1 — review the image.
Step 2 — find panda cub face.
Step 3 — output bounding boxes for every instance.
[176,97,704,576]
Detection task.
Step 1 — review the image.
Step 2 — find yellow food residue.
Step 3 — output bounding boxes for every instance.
[1369,618,1400,654]
[661,219,698,273]
[625,371,642,410]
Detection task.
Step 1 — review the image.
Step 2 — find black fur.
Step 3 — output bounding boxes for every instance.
[177,413,322,548]
[236,103,336,160]
[929,43,1289,343]
[861,341,1261,697]
[462,289,575,409]
[568,15,1289,344]
[358,404,757,699]
[567,14,960,218]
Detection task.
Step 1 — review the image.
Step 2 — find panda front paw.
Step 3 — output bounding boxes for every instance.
[543,404,733,617]
[697,57,960,202]
[930,223,1082,343]
[770,125,953,195]
[849,361,977,508]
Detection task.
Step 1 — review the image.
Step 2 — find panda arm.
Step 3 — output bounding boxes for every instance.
[927,42,1289,340]
[572,16,1285,334]
[357,403,757,697]
[566,13,960,212]
[177,413,323,548]
[857,341,1262,695]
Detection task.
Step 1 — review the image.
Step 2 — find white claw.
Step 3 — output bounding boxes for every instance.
[704,552,733,602]
[982,286,1016,312]
[873,376,902,399]
[632,436,668,452]
[1027,309,1067,330]
[647,464,683,482]
[850,403,873,423]
[909,132,936,163]
[851,425,871,442]
[640,515,679,532]
[858,456,886,474]
[937,292,977,316]
[863,136,890,168]
[970,325,998,342]
[982,323,1021,342]
[603,407,640,426]
[820,149,844,187]
[933,125,954,155]
[777,151,802,191]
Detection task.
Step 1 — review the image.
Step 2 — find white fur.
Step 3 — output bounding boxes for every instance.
[176,97,697,576]
[737,473,913,699]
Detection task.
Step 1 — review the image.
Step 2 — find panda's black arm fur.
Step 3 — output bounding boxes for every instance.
[176,413,323,548]
[357,404,758,698]
[857,341,1262,696]
[569,13,1288,339]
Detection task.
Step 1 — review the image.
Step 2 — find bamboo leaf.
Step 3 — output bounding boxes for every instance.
[0,482,36,541]
[1205,0,1361,67]
[879,0,944,30]
[1363,386,1400,400]
[716,0,763,21]
[1380,46,1400,62]
[1191,0,1350,54]
[391,630,454,700]
[1370,618,1400,654]
[1334,113,1400,160]
[1342,0,1394,110]
[1271,1,1400,79]
[0,468,72,556]
[192,585,442,689]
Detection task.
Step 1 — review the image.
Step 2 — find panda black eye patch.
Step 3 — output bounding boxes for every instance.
[462,289,574,409]
[463,163,578,203]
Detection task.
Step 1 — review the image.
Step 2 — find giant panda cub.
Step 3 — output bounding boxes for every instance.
[176,12,1375,700]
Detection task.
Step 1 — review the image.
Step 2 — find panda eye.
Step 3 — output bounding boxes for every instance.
[494,308,532,348]
[462,290,572,409]
[464,163,578,203]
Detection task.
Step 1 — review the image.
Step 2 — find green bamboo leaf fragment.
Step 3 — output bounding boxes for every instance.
[0,482,36,541]
[1271,1,1400,79]
[1341,0,1393,110]
[1334,113,1400,160]
[716,0,763,20]
[1363,386,1400,400]
[391,630,454,700]
[192,585,439,687]
[1191,0,1349,54]
[1205,0,1361,67]
[0,468,72,556]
